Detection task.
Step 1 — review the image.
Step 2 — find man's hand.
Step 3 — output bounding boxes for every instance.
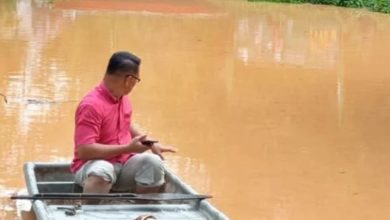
[150,143,176,160]
[127,135,149,153]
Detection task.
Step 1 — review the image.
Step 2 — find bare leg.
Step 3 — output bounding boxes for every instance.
[133,184,164,204]
[135,183,165,194]
[83,175,112,204]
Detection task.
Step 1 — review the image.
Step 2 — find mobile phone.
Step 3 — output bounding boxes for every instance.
[141,140,158,146]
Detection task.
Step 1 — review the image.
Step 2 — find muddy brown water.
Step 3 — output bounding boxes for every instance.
[1,0,390,219]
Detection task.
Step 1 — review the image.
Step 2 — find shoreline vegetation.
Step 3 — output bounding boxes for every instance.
[248,0,390,13]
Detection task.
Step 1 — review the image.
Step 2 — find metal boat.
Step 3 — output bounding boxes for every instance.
[22,162,228,220]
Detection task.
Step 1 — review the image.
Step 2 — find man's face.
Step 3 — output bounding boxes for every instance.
[122,72,140,95]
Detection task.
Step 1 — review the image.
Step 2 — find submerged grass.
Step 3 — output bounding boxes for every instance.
[0,93,7,104]
[248,0,390,13]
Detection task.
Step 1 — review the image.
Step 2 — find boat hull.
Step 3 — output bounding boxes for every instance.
[24,162,228,220]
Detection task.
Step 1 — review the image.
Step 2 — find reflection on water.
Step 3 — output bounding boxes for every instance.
[55,0,219,15]
[235,5,346,69]
[1,0,390,219]
[1,0,74,136]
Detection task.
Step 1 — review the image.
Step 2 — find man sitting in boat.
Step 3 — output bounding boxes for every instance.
[70,51,176,195]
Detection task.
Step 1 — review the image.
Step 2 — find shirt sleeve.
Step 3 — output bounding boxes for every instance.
[74,104,102,147]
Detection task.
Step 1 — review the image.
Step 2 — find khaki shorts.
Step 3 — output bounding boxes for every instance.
[74,153,165,191]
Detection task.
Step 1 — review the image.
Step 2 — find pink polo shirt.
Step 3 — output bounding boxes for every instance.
[70,82,134,173]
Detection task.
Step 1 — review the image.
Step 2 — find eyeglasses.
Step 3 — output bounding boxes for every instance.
[126,74,141,82]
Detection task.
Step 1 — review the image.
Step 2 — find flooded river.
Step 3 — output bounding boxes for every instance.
[1,0,390,219]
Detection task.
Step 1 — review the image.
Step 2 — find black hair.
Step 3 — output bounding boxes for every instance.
[105,51,141,76]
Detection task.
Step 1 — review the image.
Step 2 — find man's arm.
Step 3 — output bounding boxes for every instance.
[130,123,145,137]
[129,123,177,160]
[77,135,149,160]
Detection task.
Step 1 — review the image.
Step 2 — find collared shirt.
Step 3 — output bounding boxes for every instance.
[71,82,133,173]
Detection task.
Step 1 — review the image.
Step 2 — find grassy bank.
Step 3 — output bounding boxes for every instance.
[248,0,390,13]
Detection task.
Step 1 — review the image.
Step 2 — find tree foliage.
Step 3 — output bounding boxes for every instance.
[248,0,390,13]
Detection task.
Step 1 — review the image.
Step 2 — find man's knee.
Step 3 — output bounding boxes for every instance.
[77,160,117,186]
[137,153,163,167]
[135,154,165,187]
